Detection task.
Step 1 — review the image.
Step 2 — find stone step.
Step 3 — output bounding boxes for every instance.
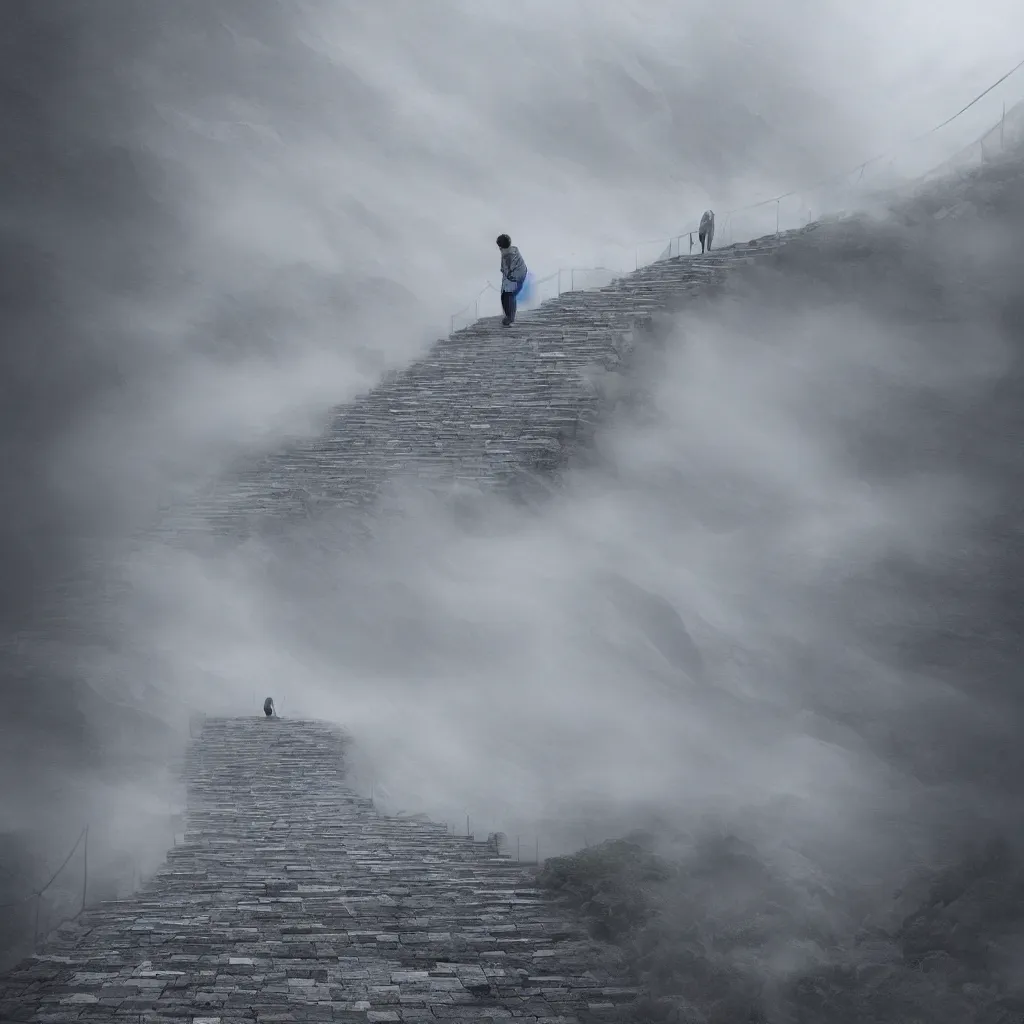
[0,717,633,1022]
[152,233,794,539]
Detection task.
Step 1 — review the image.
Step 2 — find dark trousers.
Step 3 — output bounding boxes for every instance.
[699,230,709,253]
[501,280,524,322]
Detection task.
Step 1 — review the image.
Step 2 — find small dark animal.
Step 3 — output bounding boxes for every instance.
[698,209,715,253]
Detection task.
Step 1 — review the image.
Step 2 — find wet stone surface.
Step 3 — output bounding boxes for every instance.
[0,717,639,1022]
[157,236,804,541]
[0,234,819,1021]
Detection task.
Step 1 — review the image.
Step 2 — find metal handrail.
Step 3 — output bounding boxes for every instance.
[447,63,1023,337]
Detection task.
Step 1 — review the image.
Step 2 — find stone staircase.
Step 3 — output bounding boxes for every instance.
[159,232,811,540]
[0,717,637,1023]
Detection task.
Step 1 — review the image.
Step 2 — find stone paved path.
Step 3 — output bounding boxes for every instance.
[160,234,812,541]
[0,717,636,1022]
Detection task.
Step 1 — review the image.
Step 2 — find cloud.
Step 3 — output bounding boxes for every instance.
[2,0,1024,965]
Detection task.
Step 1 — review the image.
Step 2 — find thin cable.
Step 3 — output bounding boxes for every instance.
[928,57,1024,136]
[736,55,1024,215]
[451,56,1024,324]
[0,827,88,909]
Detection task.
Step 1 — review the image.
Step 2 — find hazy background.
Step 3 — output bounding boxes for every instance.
[2,0,1023,974]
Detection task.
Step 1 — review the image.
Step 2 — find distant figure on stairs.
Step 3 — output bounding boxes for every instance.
[699,210,715,253]
[497,234,528,327]
[263,697,276,718]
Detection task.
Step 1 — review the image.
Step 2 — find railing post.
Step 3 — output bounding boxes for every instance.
[445,81,1018,333]
[81,826,89,910]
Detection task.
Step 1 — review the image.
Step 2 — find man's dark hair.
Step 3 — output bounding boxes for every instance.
[496,234,511,249]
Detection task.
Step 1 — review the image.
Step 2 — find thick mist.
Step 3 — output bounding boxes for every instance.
[1,0,1023,978]
[129,190,1024,862]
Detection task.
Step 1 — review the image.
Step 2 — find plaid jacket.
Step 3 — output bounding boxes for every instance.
[499,245,528,285]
